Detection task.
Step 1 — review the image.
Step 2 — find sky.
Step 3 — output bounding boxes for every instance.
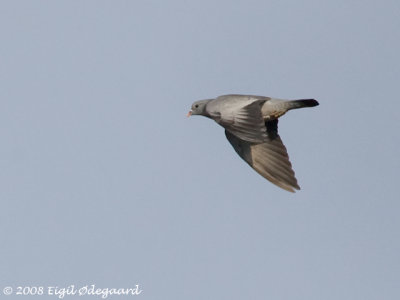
[0,1,399,299]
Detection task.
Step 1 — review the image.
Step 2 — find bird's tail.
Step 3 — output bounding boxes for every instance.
[261,98,319,120]
[286,99,319,110]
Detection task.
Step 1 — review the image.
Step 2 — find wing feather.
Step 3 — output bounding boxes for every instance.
[220,100,269,143]
[225,121,300,192]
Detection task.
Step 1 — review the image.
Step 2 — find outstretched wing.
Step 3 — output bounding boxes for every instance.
[217,100,269,144]
[224,119,300,192]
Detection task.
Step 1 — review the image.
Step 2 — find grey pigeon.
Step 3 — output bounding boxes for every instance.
[188,94,319,192]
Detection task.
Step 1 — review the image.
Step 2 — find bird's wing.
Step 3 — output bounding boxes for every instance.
[219,100,269,143]
[224,119,300,192]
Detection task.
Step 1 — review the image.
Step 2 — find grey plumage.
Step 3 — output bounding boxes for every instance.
[188,94,319,192]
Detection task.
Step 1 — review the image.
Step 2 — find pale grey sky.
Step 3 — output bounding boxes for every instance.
[1,1,399,299]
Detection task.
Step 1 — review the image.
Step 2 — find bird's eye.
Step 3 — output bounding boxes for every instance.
[195,104,199,108]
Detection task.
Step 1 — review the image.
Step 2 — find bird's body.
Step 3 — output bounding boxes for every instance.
[188,94,319,192]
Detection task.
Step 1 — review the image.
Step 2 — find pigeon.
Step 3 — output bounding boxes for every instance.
[187,94,319,192]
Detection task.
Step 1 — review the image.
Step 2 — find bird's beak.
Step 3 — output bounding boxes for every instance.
[187,110,192,117]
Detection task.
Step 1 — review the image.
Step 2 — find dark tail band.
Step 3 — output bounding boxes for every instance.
[293,99,319,107]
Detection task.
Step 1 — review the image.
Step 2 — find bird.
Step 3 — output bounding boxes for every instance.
[187,94,319,192]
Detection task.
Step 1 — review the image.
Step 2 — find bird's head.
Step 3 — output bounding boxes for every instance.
[187,99,211,117]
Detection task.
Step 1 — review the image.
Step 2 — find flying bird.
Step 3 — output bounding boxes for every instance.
[187,94,319,192]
